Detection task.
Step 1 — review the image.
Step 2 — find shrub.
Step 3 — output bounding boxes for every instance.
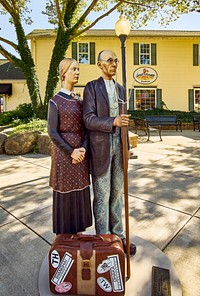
[15,103,34,119]
[0,110,18,126]
[128,108,198,123]
[9,118,47,135]
[0,103,34,126]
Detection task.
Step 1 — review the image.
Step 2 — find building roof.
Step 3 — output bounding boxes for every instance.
[26,29,200,39]
[0,62,26,80]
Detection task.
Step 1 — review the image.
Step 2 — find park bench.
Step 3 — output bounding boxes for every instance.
[192,115,200,131]
[144,115,182,132]
[133,117,162,141]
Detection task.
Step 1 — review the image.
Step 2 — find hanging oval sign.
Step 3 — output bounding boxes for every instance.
[133,67,158,84]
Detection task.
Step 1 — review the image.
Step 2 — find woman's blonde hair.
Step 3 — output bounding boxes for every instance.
[59,58,77,81]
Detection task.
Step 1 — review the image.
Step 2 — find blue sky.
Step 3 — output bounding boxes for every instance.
[0,2,200,58]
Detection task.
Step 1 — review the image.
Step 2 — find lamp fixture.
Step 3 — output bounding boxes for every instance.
[115,15,130,37]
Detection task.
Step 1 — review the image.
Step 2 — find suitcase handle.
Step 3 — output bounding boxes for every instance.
[78,235,104,241]
[71,235,104,241]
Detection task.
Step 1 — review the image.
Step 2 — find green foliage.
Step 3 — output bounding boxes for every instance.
[15,103,34,119]
[128,108,198,123]
[0,103,33,126]
[120,1,200,28]
[0,0,32,24]
[9,118,47,135]
[33,142,39,154]
[0,1,42,116]
[35,105,48,120]
[0,110,18,126]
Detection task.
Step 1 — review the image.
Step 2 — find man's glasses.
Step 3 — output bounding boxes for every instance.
[100,58,119,64]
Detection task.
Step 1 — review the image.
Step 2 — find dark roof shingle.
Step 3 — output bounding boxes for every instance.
[0,62,25,80]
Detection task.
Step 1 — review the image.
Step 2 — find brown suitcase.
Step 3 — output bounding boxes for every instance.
[49,234,125,295]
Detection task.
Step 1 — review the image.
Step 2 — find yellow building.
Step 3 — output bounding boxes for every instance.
[0,61,29,113]
[1,29,200,112]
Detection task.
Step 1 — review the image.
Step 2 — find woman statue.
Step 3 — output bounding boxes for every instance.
[47,58,92,234]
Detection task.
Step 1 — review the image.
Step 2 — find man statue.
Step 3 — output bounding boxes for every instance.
[83,50,136,255]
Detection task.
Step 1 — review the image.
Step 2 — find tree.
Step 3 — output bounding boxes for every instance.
[0,0,42,114]
[0,0,199,117]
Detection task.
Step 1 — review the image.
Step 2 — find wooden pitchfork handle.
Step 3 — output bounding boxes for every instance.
[121,104,131,280]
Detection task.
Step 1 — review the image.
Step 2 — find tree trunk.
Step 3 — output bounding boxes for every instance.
[25,69,43,117]
[14,18,42,116]
[43,28,71,115]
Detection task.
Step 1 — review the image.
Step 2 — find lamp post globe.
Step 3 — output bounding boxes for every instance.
[115,14,130,37]
[115,15,130,99]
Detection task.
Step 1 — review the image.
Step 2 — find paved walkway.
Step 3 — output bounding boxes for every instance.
[0,130,200,296]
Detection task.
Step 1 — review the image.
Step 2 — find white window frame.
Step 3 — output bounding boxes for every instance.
[139,43,151,65]
[78,42,90,64]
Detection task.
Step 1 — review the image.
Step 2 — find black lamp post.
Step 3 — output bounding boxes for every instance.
[115,15,130,100]
[115,15,132,280]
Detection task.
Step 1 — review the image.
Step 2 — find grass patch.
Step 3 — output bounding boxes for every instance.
[9,118,47,135]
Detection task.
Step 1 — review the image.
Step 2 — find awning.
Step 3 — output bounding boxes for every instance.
[0,84,12,95]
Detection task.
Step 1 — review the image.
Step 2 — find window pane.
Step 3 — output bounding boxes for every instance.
[78,43,89,64]
[79,43,88,53]
[140,55,150,64]
[135,89,155,110]
[79,54,89,64]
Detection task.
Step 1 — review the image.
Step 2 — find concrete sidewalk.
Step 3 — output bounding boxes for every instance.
[0,130,200,296]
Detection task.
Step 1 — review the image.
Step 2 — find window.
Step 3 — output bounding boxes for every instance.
[0,96,4,113]
[129,88,162,111]
[140,44,150,65]
[134,43,157,65]
[135,89,155,110]
[195,89,200,112]
[72,42,95,65]
[188,88,200,112]
[78,43,89,64]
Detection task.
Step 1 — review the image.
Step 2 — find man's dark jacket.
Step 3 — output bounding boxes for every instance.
[83,76,127,177]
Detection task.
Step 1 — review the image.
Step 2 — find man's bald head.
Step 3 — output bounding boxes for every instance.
[97,50,119,80]
[97,50,117,62]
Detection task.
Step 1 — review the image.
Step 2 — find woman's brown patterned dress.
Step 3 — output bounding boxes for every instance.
[48,91,92,234]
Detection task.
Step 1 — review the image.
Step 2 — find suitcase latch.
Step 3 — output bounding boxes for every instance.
[82,259,90,269]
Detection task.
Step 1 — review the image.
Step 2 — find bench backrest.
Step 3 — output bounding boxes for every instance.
[192,115,200,121]
[144,115,177,123]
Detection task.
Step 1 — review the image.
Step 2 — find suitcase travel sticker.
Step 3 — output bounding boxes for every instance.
[50,250,74,293]
[97,254,124,293]
[50,249,124,295]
